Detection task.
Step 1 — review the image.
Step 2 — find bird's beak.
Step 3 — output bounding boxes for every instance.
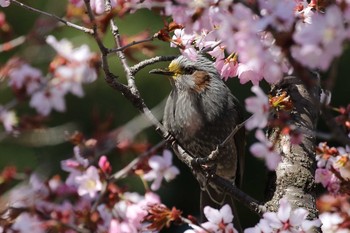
[149,68,175,76]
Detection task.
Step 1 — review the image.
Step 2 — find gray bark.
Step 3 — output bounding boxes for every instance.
[265,75,321,232]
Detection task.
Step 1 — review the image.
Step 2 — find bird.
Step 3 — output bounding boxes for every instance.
[150,55,245,229]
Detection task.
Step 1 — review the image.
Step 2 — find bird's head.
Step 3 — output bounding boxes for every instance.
[150,55,219,93]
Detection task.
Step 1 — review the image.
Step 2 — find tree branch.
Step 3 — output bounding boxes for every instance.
[265,75,321,231]
[11,0,93,34]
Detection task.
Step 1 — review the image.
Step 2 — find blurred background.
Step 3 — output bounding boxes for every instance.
[1,1,350,231]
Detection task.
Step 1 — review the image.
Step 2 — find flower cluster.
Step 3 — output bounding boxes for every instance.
[185,204,239,233]
[0,137,180,232]
[315,143,350,194]
[245,198,321,233]
[317,194,350,233]
[1,35,98,117]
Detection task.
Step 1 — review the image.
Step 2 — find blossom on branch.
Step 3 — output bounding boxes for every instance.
[245,86,270,130]
[185,204,238,233]
[0,0,9,7]
[250,130,281,170]
[7,63,44,95]
[143,149,180,191]
[0,106,17,133]
[74,166,103,198]
[315,143,350,194]
[11,213,45,233]
[29,88,66,116]
[46,35,98,97]
[244,198,321,233]
[69,0,118,14]
[292,5,347,70]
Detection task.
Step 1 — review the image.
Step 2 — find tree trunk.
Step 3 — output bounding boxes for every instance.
[265,75,321,232]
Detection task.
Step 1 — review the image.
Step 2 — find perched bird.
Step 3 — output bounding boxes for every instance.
[150,55,245,228]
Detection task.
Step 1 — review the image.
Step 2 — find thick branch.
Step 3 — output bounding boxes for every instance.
[265,75,321,231]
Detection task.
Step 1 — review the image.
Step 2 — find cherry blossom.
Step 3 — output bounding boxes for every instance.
[46,35,97,97]
[29,88,66,116]
[112,192,160,232]
[215,56,239,81]
[0,0,9,7]
[258,0,297,32]
[74,166,103,198]
[185,204,238,233]
[319,212,347,233]
[250,130,281,170]
[244,198,321,233]
[7,63,44,95]
[0,107,17,133]
[245,86,270,130]
[143,149,180,191]
[69,0,118,14]
[11,213,45,233]
[171,29,197,60]
[292,5,347,70]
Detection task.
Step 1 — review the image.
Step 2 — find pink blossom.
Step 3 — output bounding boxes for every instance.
[171,29,194,49]
[74,166,103,198]
[236,63,262,85]
[143,149,180,191]
[112,192,160,232]
[11,213,45,233]
[0,107,17,133]
[245,86,270,130]
[215,58,238,81]
[0,0,10,7]
[46,35,97,97]
[319,212,346,233]
[29,88,66,116]
[99,155,112,174]
[61,146,89,173]
[315,168,340,194]
[69,0,118,14]
[245,198,321,233]
[97,204,113,232]
[292,5,346,70]
[8,63,44,95]
[250,130,281,170]
[171,29,197,61]
[186,204,238,233]
[258,0,296,31]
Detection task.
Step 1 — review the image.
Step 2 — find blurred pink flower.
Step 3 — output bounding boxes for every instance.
[0,107,17,133]
[74,166,103,198]
[29,88,66,116]
[8,63,44,95]
[250,130,281,170]
[292,5,346,70]
[0,0,10,7]
[245,198,321,233]
[12,213,45,233]
[245,86,270,130]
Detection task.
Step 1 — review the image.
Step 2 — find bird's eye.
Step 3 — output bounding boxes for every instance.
[183,66,196,74]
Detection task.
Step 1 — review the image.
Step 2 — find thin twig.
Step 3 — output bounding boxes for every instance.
[11,0,93,34]
[130,55,178,75]
[108,36,156,53]
[109,19,139,95]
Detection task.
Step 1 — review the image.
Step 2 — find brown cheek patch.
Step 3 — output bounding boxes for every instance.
[193,70,211,92]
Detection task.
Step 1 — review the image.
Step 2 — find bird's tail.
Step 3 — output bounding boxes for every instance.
[200,187,242,232]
